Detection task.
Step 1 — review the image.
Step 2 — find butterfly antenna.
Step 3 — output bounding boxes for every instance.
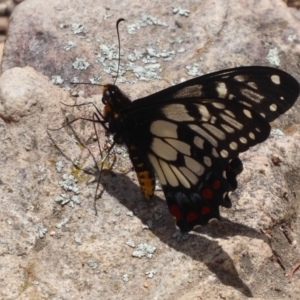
[113,18,125,85]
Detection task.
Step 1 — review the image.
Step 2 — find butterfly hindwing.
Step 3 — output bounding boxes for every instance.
[163,158,243,232]
[127,132,243,231]
[145,131,244,231]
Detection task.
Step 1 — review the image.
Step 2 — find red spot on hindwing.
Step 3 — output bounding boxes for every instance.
[226,164,233,172]
[202,188,213,199]
[186,212,198,222]
[212,180,221,190]
[169,205,181,221]
[201,206,211,215]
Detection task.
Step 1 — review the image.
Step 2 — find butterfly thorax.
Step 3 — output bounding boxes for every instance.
[102,84,157,199]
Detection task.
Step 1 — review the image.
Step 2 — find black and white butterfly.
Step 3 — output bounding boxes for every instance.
[93,66,299,232]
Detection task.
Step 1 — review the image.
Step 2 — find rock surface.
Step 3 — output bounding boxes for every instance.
[0,0,300,299]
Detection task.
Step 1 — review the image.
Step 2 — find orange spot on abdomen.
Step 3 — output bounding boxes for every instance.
[137,171,155,199]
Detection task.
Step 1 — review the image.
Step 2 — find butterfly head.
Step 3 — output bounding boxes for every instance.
[102,84,132,122]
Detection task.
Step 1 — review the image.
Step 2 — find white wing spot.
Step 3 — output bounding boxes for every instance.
[150,120,178,138]
[224,110,235,118]
[202,123,226,140]
[229,142,238,150]
[170,165,191,188]
[220,113,243,130]
[221,123,235,133]
[159,159,179,187]
[148,154,167,185]
[197,104,211,121]
[162,104,194,121]
[240,137,247,144]
[271,74,281,85]
[260,112,266,118]
[249,132,255,139]
[269,103,277,112]
[220,149,229,158]
[212,148,219,158]
[212,102,225,109]
[165,138,191,155]
[211,116,217,124]
[194,136,204,149]
[223,192,229,199]
[243,109,252,119]
[280,96,284,100]
[173,84,203,98]
[255,127,261,133]
[240,101,252,108]
[234,75,248,82]
[216,82,227,97]
[184,156,204,176]
[247,82,258,89]
[193,136,204,149]
[203,156,212,167]
[241,88,264,103]
[151,138,177,161]
[190,124,218,147]
[228,94,235,100]
[179,166,198,185]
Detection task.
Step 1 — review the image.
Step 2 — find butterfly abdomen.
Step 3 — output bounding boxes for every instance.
[128,144,156,200]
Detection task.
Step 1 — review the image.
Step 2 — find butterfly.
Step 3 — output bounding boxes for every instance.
[95,66,299,232]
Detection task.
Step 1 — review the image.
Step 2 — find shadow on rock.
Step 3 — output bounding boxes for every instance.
[98,171,263,297]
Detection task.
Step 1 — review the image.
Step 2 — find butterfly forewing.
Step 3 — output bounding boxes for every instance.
[130,66,299,122]
[102,66,299,232]
[149,99,271,161]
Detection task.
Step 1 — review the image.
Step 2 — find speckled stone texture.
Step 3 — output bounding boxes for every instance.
[0,0,300,299]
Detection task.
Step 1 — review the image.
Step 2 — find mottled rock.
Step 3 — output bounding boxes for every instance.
[0,0,300,299]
